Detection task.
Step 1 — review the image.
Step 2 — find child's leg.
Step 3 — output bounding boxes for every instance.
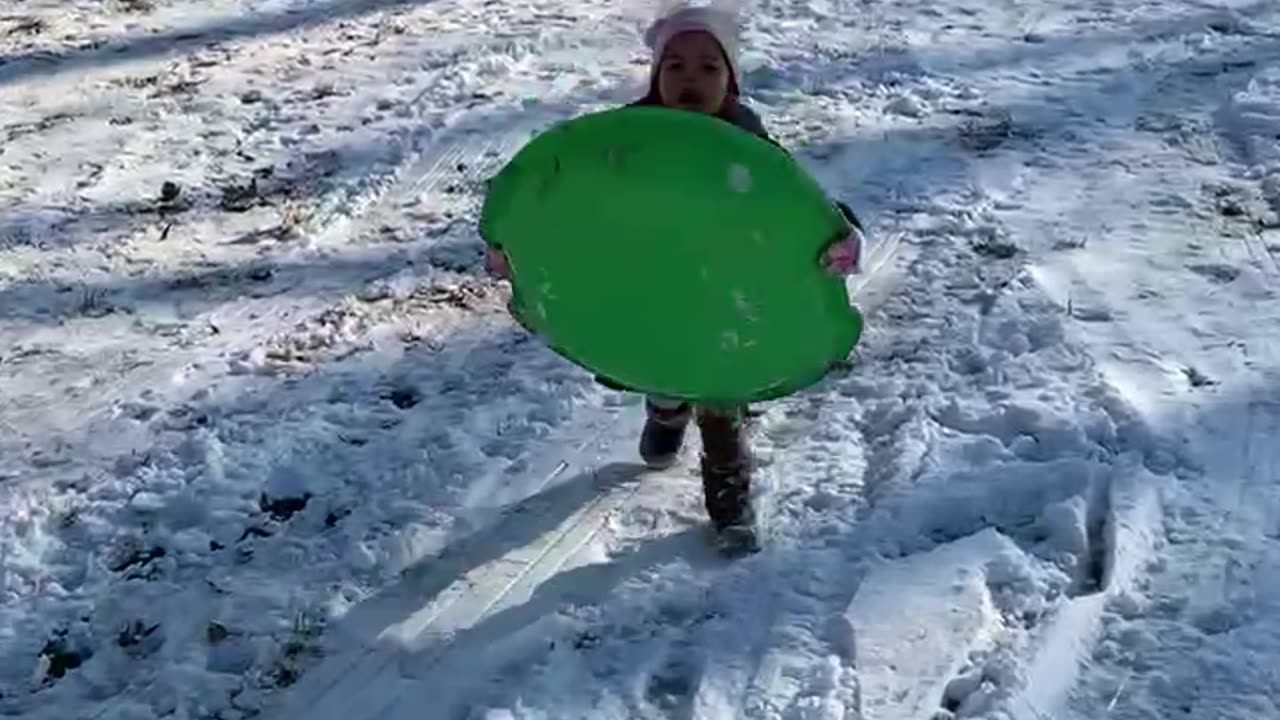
[640,396,691,469]
[695,404,754,529]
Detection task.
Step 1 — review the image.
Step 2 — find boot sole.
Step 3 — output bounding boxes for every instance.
[641,453,680,471]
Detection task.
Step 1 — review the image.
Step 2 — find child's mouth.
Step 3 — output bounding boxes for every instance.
[676,88,705,107]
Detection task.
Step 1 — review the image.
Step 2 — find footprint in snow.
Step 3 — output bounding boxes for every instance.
[1187,262,1240,283]
[1071,306,1114,323]
[118,401,161,422]
[645,649,701,714]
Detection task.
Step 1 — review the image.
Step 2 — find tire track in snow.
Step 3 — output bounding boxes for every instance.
[1063,392,1280,720]
[1174,396,1280,644]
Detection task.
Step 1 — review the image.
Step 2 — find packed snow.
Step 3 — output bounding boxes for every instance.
[2,0,1279,719]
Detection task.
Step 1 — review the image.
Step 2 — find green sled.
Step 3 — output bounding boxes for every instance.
[479,105,863,405]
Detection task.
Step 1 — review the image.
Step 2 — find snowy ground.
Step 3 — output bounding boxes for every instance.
[2,0,1280,718]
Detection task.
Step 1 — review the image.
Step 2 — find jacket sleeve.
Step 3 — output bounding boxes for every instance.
[835,201,865,233]
[477,189,501,249]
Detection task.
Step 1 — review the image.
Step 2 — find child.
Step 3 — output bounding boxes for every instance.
[483,3,865,545]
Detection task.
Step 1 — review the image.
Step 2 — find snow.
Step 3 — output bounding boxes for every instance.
[845,527,1017,720]
[3,0,1280,718]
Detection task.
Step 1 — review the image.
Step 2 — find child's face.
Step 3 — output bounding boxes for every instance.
[656,31,732,114]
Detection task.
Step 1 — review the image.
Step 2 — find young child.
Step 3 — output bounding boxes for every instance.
[484,3,865,543]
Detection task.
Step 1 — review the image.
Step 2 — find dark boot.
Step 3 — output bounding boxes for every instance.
[696,408,755,531]
[639,399,691,469]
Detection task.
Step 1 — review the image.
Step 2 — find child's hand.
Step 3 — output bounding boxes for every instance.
[821,226,864,276]
[485,246,512,279]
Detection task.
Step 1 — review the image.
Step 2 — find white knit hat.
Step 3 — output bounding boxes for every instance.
[643,3,742,90]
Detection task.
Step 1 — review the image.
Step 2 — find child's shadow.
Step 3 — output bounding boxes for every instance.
[335,461,645,642]
[397,522,720,679]
[283,460,719,717]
